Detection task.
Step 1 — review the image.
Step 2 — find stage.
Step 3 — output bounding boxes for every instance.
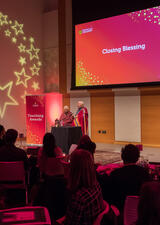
[94,143,160,165]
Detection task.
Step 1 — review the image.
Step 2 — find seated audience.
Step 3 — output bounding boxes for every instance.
[37,133,65,176]
[62,149,105,225]
[34,133,68,221]
[108,144,150,211]
[136,182,160,225]
[0,125,5,147]
[0,129,28,170]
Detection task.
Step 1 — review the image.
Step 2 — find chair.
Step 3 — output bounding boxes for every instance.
[68,144,77,155]
[0,206,51,224]
[124,196,139,225]
[93,200,110,225]
[0,161,28,204]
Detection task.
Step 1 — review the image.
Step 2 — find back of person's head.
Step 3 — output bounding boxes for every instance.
[43,133,56,157]
[5,129,18,144]
[121,144,140,164]
[137,182,160,225]
[69,149,96,192]
[0,125,5,138]
[77,135,96,156]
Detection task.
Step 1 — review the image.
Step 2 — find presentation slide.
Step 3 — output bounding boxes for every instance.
[75,6,160,87]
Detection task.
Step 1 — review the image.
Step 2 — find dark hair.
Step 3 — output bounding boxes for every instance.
[68,149,96,192]
[137,182,160,225]
[121,144,140,164]
[77,135,96,155]
[5,129,18,144]
[0,125,5,137]
[42,133,57,157]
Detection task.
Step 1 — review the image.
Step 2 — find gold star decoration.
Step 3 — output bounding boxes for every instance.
[0,13,8,26]
[21,90,28,104]
[23,36,26,41]
[37,61,42,67]
[30,64,40,76]
[4,29,11,37]
[29,37,34,43]
[14,68,31,88]
[19,56,26,66]
[26,44,40,61]
[0,81,18,118]
[32,81,40,91]
[12,37,17,43]
[9,20,12,24]
[11,20,24,36]
[18,43,26,53]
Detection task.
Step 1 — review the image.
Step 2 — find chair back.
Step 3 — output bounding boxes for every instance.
[0,206,51,224]
[124,196,139,225]
[0,161,25,188]
[69,144,77,155]
[93,200,110,225]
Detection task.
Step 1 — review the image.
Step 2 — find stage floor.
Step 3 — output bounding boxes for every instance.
[94,143,160,165]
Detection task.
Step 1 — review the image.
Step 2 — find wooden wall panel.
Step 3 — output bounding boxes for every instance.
[91,96,114,143]
[141,95,160,146]
[63,95,70,108]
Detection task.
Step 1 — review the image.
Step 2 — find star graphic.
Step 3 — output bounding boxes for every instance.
[30,64,40,76]
[32,81,40,91]
[0,13,8,26]
[11,20,24,36]
[23,36,26,41]
[18,43,26,53]
[19,56,26,66]
[29,37,34,43]
[14,68,31,88]
[0,81,18,118]
[21,90,28,104]
[26,44,40,61]
[37,61,42,67]
[4,29,11,37]
[12,37,17,43]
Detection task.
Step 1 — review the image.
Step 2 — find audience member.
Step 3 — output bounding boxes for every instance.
[37,133,65,176]
[108,144,150,211]
[136,182,160,225]
[0,125,5,147]
[63,149,105,225]
[0,129,28,170]
[76,135,96,157]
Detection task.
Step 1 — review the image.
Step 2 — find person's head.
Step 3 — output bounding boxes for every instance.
[69,149,96,192]
[43,133,56,157]
[5,129,18,145]
[77,101,84,109]
[77,135,96,156]
[121,144,140,164]
[0,125,5,139]
[137,182,160,225]
[64,105,69,113]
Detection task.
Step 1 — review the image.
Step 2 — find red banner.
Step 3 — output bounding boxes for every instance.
[26,95,45,145]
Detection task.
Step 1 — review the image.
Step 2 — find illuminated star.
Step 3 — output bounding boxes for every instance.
[11,20,24,36]
[12,37,17,43]
[14,68,31,88]
[30,64,40,76]
[0,81,18,118]
[19,56,26,66]
[26,44,40,60]
[23,36,26,41]
[32,81,40,91]
[0,13,8,26]
[4,29,11,37]
[29,37,34,43]
[9,20,12,24]
[37,61,42,67]
[18,43,26,53]
[21,90,28,104]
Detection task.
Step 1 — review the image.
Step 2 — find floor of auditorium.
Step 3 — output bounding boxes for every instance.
[94,143,160,165]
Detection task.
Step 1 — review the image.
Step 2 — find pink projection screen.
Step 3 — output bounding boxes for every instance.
[75,6,160,88]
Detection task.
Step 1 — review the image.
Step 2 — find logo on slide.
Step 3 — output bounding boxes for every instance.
[79,28,93,35]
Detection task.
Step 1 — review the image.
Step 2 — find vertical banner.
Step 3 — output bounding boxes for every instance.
[26,95,45,145]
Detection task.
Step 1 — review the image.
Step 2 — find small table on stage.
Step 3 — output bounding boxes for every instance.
[51,126,82,154]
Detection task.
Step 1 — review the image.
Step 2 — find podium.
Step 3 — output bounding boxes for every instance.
[51,126,82,154]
